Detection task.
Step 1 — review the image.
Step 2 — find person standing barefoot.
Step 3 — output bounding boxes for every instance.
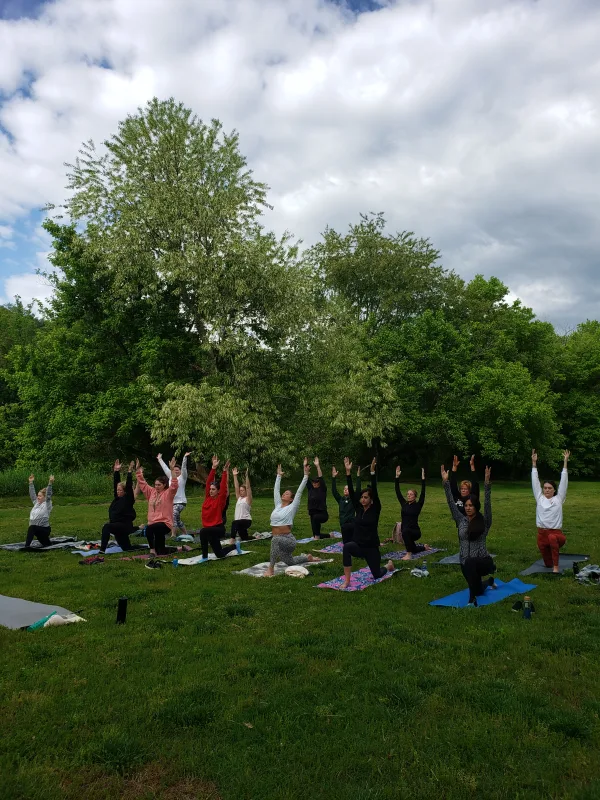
[532,449,570,574]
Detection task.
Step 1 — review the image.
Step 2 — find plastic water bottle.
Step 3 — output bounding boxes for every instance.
[235,534,242,554]
[523,596,532,620]
[172,558,179,567]
[421,560,429,577]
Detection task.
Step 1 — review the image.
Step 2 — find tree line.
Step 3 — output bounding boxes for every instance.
[1,98,598,478]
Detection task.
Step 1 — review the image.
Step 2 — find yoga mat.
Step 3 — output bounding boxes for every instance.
[315,542,345,554]
[71,544,149,557]
[435,552,496,566]
[0,594,74,630]
[0,536,81,552]
[429,578,536,608]
[296,532,342,545]
[520,553,590,576]
[233,559,334,577]
[383,548,445,560]
[317,566,399,592]
[177,550,252,565]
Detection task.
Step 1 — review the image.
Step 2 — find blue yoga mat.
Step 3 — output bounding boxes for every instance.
[429,578,537,608]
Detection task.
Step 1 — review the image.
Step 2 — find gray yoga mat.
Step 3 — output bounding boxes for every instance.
[0,594,74,630]
[520,553,589,576]
[435,553,496,566]
[0,536,80,552]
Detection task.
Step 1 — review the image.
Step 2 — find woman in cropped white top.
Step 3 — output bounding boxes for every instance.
[264,459,321,577]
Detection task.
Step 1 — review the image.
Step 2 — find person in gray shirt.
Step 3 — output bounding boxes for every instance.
[25,474,55,548]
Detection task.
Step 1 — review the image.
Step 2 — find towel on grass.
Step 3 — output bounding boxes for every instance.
[177,550,252,565]
[429,578,536,608]
[317,566,399,592]
[384,548,445,560]
[232,559,334,577]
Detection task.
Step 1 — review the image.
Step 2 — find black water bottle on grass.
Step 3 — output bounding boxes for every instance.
[116,597,128,624]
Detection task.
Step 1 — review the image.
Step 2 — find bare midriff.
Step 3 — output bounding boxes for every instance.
[271,525,292,535]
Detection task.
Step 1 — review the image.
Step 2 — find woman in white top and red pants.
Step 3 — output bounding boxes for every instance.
[531,449,569,573]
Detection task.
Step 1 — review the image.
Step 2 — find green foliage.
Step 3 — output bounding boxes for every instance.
[0,467,111,497]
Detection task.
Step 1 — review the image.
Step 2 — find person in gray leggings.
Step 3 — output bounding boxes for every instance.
[264,460,322,577]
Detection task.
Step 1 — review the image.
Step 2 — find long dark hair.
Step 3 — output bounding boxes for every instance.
[466,494,485,541]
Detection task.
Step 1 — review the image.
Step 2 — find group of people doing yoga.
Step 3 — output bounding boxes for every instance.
[23,448,571,594]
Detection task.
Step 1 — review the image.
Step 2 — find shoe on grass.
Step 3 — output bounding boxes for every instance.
[512,600,523,612]
[145,559,163,570]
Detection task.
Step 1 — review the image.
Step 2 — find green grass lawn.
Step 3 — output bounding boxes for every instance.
[1,480,600,800]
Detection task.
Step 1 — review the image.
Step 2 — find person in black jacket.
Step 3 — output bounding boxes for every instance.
[341,456,394,588]
[99,460,138,555]
[307,456,331,539]
[331,464,361,543]
[449,454,480,516]
[395,465,433,560]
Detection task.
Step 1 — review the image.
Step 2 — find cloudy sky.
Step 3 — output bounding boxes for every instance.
[1,0,599,329]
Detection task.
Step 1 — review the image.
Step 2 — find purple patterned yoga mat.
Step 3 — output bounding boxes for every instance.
[317,566,399,592]
[315,542,345,554]
[383,548,445,560]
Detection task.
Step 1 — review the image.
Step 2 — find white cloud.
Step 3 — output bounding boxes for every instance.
[1,0,600,326]
[1,269,54,308]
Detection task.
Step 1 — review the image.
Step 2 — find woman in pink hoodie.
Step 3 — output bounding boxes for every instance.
[135,459,179,556]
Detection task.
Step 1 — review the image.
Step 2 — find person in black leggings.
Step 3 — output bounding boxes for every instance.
[341,456,394,587]
[331,465,361,543]
[395,465,433,560]
[307,456,331,539]
[99,460,138,554]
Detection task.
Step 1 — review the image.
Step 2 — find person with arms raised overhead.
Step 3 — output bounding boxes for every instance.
[265,459,322,577]
[341,456,394,588]
[532,449,570,574]
[331,464,359,544]
[199,456,236,561]
[395,465,433,560]
[449,454,480,517]
[307,456,331,539]
[442,464,495,607]
[135,459,179,559]
[231,467,253,542]
[96,460,138,558]
[157,451,191,537]
[25,473,55,549]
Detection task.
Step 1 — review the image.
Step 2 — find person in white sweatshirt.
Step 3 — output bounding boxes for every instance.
[264,459,321,577]
[25,474,55,548]
[531,449,569,573]
[157,452,190,536]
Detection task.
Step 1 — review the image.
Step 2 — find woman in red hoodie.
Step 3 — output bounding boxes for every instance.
[135,459,179,556]
[200,456,237,561]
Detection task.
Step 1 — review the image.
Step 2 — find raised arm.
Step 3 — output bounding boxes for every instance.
[331,467,341,503]
[394,466,405,506]
[557,450,569,502]
[245,472,252,505]
[45,477,54,505]
[344,457,358,510]
[232,467,241,500]
[274,467,283,506]
[167,474,179,499]
[289,472,309,516]
[181,453,189,481]
[28,475,36,505]
[531,448,542,502]
[157,454,171,480]
[113,459,121,499]
[369,457,380,510]
[442,466,462,524]
[418,472,426,508]
[135,467,152,500]
[218,462,229,505]
[483,471,492,531]
[125,463,134,500]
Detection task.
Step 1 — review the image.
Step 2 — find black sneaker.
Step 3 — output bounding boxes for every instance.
[145,559,163,570]
[512,600,523,613]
